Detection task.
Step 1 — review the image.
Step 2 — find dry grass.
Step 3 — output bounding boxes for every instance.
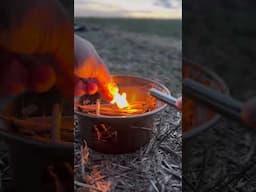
[0,141,11,191]
[75,107,181,192]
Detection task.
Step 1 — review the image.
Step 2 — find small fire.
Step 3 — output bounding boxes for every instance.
[111,92,129,109]
[108,83,129,109]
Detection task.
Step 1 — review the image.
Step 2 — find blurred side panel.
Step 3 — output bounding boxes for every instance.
[0,0,74,191]
[183,0,256,191]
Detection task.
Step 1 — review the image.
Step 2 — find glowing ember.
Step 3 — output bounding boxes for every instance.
[108,83,129,109]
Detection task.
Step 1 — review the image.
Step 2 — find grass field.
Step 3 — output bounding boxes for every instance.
[75,17,182,39]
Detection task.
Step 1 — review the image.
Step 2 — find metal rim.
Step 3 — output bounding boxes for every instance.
[182,60,229,139]
[75,74,171,119]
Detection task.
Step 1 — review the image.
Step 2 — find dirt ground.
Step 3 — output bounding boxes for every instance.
[74,23,182,192]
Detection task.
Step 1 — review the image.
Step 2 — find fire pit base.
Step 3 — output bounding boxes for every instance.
[75,75,170,154]
[76,115,154,154]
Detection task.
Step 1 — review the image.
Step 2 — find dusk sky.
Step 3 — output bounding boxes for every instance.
[74,0,182,19]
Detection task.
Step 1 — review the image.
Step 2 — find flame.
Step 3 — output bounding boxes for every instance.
[108,83,129,109]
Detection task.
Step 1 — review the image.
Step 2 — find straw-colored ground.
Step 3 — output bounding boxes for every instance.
[74,20,182,192]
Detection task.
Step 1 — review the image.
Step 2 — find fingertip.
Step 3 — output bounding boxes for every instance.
[98,84,113,101]
[175,97,182,110]
[28,64,56,93]
[242,98,256,128]
[86,80,98,95]
[74,79,87,97]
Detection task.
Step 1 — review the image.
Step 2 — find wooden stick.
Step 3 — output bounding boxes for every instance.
[0,114,74,143]
[76,100,151,116]
[51,104,62,142]
[79,106,144,113]
[96,99,100,116]
[80,107,145,116]
[0,114,51,131]
[0,114,74,134]
[77,102,146,111]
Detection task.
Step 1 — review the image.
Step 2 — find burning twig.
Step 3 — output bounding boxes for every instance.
[77,101,149,116]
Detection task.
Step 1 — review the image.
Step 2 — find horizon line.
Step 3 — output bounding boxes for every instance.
[75,16,182,20]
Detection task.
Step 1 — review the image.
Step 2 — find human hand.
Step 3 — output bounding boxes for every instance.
[0,0,73,97]
[74,35,113,101]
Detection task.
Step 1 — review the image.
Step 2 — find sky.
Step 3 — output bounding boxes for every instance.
[74,0,182,19]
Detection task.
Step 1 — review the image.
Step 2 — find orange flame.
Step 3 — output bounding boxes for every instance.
[108,83,129,109]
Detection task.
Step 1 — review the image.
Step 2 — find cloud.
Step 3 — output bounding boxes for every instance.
[154,0,181,8]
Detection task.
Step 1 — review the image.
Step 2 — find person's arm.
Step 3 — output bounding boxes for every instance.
[74,35,113,100]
